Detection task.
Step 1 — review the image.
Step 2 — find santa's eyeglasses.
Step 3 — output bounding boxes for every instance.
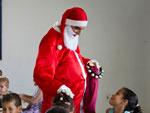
[71,26,84,35]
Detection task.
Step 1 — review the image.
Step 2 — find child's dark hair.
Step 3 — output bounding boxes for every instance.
[0,69,2,76]
[46,106,69,113]
[122,87,142,113]
[2,93,22,107]
[53,93,74,112]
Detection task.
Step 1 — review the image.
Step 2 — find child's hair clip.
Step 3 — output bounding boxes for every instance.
[60,97,63,101]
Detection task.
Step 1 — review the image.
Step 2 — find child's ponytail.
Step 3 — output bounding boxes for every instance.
[122,87,142,113]
[133,104,142,113]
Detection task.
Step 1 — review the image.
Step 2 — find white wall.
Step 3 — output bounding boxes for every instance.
[142,0,150,112]
[0,0,149,112]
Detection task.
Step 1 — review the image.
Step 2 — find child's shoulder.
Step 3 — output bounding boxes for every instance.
[106,108,112,113]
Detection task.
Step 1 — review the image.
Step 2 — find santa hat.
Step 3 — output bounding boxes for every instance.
[57,7,88,47]
[62,7,88,32]
[65,9,88,27]
[61,7,88,27]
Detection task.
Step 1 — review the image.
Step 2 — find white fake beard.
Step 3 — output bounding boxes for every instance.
[64,26,79,51]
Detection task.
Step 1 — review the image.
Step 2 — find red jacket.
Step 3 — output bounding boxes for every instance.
[33,27,90,113]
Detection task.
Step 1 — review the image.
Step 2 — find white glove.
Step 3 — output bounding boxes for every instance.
[57,85,74,99]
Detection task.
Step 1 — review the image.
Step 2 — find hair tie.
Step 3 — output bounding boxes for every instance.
[136,104,139,107]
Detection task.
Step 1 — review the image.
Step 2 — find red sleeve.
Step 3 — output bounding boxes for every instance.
[81,56,90,64]
[33,34,63,96]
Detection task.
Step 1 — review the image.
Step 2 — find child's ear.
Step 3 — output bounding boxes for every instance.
[6,85,9,89]
[122,99,128,106]
[18,106,22,112]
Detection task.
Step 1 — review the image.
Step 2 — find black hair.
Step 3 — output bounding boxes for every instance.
[122,87,142,113]
[2,93,22,107]
[53,93,74,112]
[46,106,69,113]
[0,69,2,76]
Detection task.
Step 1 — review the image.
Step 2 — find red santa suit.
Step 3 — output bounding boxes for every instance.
[34,7,90,113]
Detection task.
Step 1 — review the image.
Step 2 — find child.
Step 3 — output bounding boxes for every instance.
[0,77,11,108]
[52,93,74,113]
[46,106,69,113]
[106,87,142,113]
[1,93,22,113]
[0,77,10,95]
[19,82,43,113]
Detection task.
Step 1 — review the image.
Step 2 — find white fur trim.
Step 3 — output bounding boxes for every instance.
[53,21,61,33]
[74,51,87,81]
[66,19,88,27]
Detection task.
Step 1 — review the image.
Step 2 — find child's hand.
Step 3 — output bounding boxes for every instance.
[19,94,24,98]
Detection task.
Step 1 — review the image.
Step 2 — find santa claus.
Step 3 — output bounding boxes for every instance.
[34,7,103,113]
